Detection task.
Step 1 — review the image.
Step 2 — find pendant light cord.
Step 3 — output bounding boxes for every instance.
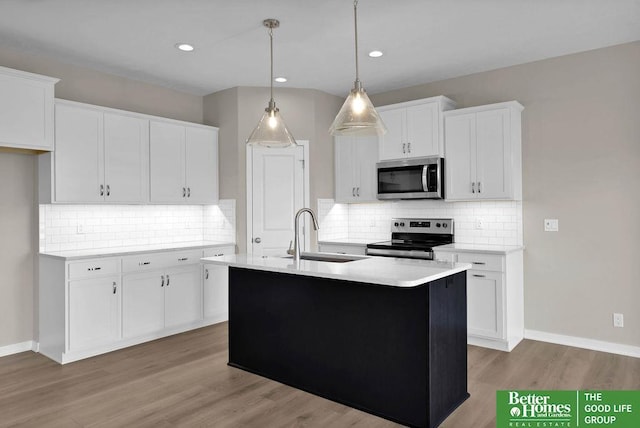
[353,0,360,84]
[269,26,274,102]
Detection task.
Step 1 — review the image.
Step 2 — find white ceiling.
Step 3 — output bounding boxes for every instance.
[1,0,638,97]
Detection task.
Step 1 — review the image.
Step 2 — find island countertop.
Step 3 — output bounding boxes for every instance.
[201,253,471,287]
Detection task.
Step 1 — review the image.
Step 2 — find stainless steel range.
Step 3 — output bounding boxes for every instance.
[365,218,454,260]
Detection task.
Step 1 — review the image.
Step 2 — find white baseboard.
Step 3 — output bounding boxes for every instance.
[0,340,35,358]
[524,329,640,358]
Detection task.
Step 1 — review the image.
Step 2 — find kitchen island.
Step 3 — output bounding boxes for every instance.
[201,253,472,428]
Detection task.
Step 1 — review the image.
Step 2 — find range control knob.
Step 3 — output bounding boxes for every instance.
[442,223,448,228]
[436,223,441,228]
[399,222,405,227]
[394,222,399,227]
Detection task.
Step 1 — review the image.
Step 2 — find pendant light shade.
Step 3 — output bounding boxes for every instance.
[329,0,386,137]
[247,19,297,148]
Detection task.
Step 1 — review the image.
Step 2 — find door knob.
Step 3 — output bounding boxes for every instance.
[254,237,262,243]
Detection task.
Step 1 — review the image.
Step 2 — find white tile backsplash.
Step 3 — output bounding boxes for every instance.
[317,199,523,245]
[39,200,236,252]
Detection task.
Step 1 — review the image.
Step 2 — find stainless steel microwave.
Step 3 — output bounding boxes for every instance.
[376,157,444,200]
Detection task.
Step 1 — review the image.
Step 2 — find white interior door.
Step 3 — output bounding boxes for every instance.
[249,145,305,257]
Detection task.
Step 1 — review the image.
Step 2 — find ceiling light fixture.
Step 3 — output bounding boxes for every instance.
[274,77,288,83]
[246,19,297,147]
[368,50,383,58]
[175,43,194,52]
[329,0,386,137]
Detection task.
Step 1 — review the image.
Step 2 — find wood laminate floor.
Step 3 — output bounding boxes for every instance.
[1,323,639,427]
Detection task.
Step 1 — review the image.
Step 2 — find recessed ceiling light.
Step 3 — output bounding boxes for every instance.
[274,77,287,83]
[368,50,383,58]
[175,43,195,52]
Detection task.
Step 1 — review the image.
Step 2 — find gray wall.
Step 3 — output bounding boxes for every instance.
[0,45,203,348]
[0,154,37,347]
[203,86,342,254]
[372,41,640,347]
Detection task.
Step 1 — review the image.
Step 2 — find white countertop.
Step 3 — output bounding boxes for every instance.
[318,238,382,246]
[201,253,471,288]
[40,241,236,260]
[434,243,524,255]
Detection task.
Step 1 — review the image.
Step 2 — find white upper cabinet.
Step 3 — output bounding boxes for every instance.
[39,99,218,205]
[334,135,378,203]
[103,112,149,203]
[444,101,523,201]
[47,100,148,203]
[150,120,219,204]
[149,121,185,203]
[53,103,104,202]
[0,66,59,152]
[378,96,456,160]
[185,126,219,204]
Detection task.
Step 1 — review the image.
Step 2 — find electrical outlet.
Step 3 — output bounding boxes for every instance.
[544,219,559,232]
[613,313,624,328]
[475,218,484,230]
[77,223,86,234]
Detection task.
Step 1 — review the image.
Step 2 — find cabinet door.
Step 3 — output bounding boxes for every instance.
[149,121,185,203]
[68,276,121,351]
[0,70,55,151]
[104,112,148,203]
[405,103,439,157]
[466,270,504,340]
[164,265,202,329]
[355,135,379,201]
[54,104,104,202]
[185,126,218,204]
[475,108,511,199]
[122,271,165,338]
[334,136,357,203]
[378,109,404,161]
[444,114,476,200]
[203,264,229,321]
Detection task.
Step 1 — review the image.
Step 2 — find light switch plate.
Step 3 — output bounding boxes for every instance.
[544,219,559,232]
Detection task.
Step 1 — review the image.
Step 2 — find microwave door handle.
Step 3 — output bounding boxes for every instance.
[422,165,429,192]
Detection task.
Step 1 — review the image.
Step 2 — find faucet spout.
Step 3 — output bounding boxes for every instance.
[293,208,319,262]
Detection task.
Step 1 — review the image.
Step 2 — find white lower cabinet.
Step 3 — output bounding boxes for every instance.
[202,245,235,323]
[164,265,202,329]
[466,270,503,340]
[434,248,523,351]
[203,265,229,321]
[39,244,234,364]
[123,264,202,338]
[68,275,121,351]
[122,270,166,338]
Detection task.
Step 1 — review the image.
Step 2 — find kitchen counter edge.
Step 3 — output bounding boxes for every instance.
[434,243,524,255]
[40,241,236,261]
[201,253,471,288]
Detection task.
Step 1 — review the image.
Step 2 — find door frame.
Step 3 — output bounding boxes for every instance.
[246,140,310,255]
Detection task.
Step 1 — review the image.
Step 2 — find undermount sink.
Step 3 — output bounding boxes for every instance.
[281,252,368,263]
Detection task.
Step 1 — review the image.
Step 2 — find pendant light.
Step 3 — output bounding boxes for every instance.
[247,19,297,147]
[329,0,386,137]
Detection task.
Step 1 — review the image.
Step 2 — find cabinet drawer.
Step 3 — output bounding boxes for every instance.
[122,253,169,273]
[167,249,203,266]
[457,253,504,272]
[68,258,120,280]
[203,246,235,258]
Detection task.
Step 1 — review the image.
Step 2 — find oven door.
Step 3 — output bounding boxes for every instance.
[376,157,443,199]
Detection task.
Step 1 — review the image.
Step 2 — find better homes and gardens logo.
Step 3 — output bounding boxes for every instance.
[497,390,640,427]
